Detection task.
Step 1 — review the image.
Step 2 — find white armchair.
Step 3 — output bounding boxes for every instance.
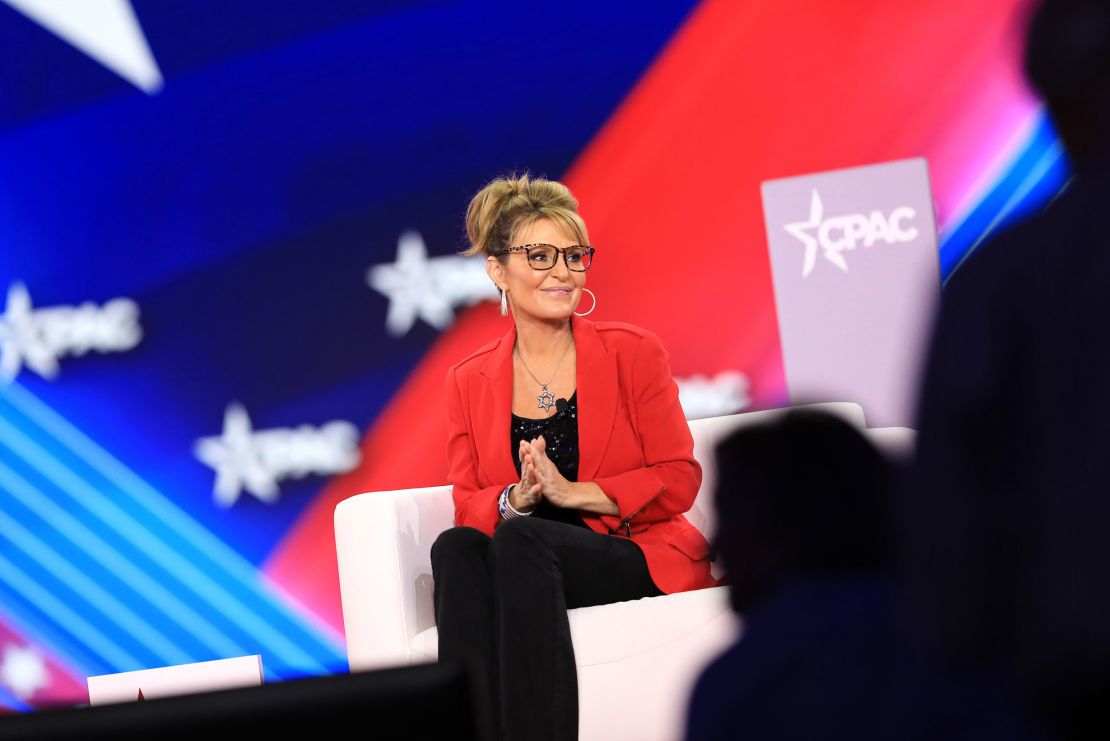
[335,402,913,741]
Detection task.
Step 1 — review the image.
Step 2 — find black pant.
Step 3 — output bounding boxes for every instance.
[431,517,662,741]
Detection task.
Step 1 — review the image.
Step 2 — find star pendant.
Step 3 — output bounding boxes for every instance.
[537,387,556,413]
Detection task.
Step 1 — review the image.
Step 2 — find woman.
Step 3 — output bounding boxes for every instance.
[432,174,714,741]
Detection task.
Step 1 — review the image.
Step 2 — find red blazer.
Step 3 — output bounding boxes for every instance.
[444,315,715,595]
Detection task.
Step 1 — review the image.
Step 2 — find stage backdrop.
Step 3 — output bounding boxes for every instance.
[0,0,1069,710]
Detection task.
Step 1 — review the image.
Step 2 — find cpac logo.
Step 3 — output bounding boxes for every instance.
[195,404,362,508]
[0,282,143,382]
[783,190,919,277]
[676,370,751,421]
[367,230,494,336]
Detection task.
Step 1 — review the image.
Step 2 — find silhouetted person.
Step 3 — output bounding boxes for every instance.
[909,2,1110,738]
[686,412,1034,740]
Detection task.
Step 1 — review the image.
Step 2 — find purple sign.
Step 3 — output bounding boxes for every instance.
[761,158,941,428]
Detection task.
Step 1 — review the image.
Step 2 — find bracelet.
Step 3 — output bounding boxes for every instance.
[498,484,532,520]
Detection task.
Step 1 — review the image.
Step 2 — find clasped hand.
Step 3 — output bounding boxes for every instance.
[510,436,574,512]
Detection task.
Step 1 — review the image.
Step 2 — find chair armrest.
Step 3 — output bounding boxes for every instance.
[863,426,916,460]
[334,485,454,671]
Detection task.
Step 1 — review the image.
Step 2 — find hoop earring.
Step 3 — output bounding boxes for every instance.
[500,289,508,317]
[574,288,597,317]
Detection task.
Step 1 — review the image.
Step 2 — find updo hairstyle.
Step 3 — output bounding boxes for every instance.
[463,173,589,260]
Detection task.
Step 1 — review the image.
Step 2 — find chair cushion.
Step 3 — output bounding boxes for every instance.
[409,585,732,666]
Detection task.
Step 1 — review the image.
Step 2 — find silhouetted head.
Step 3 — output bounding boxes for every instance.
[712,410,894,612]
[1025,0,1110,169]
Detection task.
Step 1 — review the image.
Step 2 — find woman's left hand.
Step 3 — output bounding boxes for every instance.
[524,436,619,516]
[524,436,576,508]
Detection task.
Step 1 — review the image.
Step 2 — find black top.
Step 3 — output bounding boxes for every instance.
[511,391,586,528]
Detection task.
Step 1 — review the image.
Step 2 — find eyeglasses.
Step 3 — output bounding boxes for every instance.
[495,244,595,272]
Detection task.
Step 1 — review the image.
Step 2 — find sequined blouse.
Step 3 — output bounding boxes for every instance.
[511,391,586,528]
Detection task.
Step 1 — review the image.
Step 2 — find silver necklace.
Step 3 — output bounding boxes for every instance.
[515,337,574,413]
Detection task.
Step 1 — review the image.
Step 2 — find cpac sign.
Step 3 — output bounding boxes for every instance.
[761,157,940,429]
[0,282,143,381]
[195,404,362,508]
[783,190,919,277]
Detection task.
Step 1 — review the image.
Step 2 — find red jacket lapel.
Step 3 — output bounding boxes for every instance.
[476,323,518,488]
[574,316,618,483]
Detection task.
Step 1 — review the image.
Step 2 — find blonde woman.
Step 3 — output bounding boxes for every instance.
[432,174,714,741]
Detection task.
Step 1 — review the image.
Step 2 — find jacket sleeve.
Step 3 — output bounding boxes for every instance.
[445,365,504,536]
[593,331,702,530]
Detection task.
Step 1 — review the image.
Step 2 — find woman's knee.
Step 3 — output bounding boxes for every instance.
[431,526,490,566]
[488,517,545,560]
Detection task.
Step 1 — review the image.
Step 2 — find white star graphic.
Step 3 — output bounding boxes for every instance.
[784,189,826,277]
[194,403,279,508]
[367,230,491,336]
[0,282,61,381]
[1,644,48,700]
[1,0,163,94]
[783,189,853,276]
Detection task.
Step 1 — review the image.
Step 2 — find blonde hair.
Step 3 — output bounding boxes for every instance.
[462,173,589,259]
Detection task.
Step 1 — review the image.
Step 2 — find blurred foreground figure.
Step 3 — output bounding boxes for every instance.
[687,412,1034,740]
[909,1,1110,738]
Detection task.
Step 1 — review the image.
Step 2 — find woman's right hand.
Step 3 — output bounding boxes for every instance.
[510,438,542,512]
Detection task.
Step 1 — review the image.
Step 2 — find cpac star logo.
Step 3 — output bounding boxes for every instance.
[367,230,494,336]
[195,404,362,508]
[0,282,143,382]
[784,190,919,277]
[1,643,48,700]
[676,371,751,421]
